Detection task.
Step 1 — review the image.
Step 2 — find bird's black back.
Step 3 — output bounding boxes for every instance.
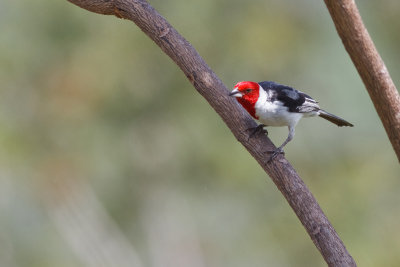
[258,81,316,113]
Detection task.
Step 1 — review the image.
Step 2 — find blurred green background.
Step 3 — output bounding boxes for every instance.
[0,0,399,266]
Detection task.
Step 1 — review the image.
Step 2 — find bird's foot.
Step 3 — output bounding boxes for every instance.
[246,124,267,140]
[266,147,284,162]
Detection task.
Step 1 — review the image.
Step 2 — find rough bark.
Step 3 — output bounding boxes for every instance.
[324,0,400,162]
[66,0,357,266]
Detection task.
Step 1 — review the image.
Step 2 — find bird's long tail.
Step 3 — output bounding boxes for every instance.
[318,110,354,127]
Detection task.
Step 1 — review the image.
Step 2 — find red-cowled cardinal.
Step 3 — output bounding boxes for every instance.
[229,81,353,161]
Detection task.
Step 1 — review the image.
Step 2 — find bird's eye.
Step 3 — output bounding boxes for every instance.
[245,89,252,93]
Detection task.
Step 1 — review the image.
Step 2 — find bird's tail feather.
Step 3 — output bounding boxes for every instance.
[319,110,353,127]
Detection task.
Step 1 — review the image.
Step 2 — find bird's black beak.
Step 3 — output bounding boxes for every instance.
[229,88,242,97]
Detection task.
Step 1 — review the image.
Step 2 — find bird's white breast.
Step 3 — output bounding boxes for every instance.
[254,87,303,127]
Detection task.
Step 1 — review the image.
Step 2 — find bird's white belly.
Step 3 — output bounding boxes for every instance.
[255,101,303,127]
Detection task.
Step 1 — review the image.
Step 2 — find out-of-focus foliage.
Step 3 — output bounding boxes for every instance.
[0,0,399,266]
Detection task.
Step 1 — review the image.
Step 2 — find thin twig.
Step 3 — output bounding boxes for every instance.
[324,0,400,162]
[66,0,357,265]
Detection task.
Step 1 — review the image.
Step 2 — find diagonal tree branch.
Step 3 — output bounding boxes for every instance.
[66,0,356,266]
[324,0,400,162]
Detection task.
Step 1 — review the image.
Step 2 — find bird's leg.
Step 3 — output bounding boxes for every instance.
[246,124,268,140]
[267,126,295,162]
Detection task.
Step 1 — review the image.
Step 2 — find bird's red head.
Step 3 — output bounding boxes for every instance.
[229,81,260,119]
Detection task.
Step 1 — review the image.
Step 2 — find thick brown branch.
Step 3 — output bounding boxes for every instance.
[324,0,400,162]
[66,0,356,265]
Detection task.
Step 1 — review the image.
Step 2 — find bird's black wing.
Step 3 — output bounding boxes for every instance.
[258,81,319,113]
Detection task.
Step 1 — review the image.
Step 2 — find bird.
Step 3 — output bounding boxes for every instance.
[229,81,353,161]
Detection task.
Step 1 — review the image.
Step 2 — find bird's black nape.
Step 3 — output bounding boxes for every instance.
[258,81,292,90]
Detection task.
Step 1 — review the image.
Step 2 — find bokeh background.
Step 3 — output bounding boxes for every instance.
[1,0,399,266]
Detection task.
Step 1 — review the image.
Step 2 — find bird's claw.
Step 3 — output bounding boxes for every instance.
[246,124,268,140]
[266,148,284,162]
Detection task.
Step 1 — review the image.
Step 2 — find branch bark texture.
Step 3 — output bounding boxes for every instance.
[324,0,400,162]
[66,0,356,266]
